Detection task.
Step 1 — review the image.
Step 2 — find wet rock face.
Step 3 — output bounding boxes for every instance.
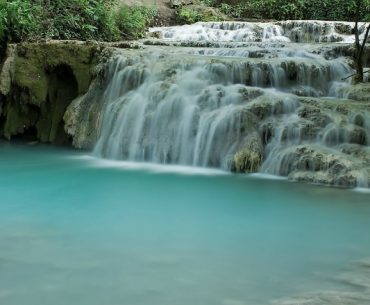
[63,76,109,149]
[278,145,363,187]
[0,45,16,96]
[260,97,370,188]
[341,83,370,101]
[298,105,332,128]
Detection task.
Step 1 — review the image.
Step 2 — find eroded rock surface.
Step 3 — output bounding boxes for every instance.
[0,42,102,144]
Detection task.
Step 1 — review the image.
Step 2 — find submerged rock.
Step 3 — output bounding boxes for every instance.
[273,253,370,304]
[274,291,370,305]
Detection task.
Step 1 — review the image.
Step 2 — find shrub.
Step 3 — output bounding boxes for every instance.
[302,0,370,21]
[254,0,305,20]
[215,0,370,21]
[0,0,120,42]
[115,5,157,39]
[200,0,217,6]
[0,0,157,43]
[0,0,42,42]
[219,3,245,18]
[0,0,6,42]
[177,7,200,24]
[176,6,223,24]
[39,0,119,41]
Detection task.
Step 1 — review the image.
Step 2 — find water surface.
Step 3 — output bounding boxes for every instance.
[0,142,369,305]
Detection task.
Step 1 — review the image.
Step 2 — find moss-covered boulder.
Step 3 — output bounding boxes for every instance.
[232,133,263,173]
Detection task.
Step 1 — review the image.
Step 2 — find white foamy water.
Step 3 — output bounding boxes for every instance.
[149,20,368,44]
[75,155,228,176]
[92,51,353,167]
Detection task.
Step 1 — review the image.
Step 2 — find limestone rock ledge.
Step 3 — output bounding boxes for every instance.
[0,41,105,144]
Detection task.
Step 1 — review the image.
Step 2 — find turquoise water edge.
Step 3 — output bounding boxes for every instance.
[0,141,370,305]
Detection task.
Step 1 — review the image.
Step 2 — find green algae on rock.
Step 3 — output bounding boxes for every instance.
[0,42,102,144]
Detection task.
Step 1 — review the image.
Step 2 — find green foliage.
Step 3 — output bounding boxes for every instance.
[39,0,119,41]
[177,7,201,24]
[0,0,42,42]
[176,6,223,24]
[219,3,244,18]
[253,0,305,20]
[0,0,118,42]
[200,0,217,6]
[0,0,7,42]
[115,5,157,39]
[212,0,370,21]
[302,0,370,21]
[0,0,156,43]
[217,0,305,20]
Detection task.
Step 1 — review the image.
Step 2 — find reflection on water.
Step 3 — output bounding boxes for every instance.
[0,142,369,305]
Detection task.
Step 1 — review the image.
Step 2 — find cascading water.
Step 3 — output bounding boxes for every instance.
[149,20,367,43]
[67,21,370,188]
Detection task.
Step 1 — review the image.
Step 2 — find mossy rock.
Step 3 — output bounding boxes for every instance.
[1,42,103,143]
[13,42,100,106]
[232,132,263,173]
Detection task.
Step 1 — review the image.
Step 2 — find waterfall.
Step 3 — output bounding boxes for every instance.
[67,21,370,188]
[149,20,367,43]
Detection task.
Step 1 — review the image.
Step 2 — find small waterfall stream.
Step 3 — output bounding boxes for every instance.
[68,21,370,188]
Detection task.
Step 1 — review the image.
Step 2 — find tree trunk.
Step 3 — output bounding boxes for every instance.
[354,0,363,83]
[354,55,364,83]
[353,0,370,83]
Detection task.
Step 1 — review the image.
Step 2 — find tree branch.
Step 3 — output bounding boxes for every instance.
[342,69,370,81]
[355,0,361,53]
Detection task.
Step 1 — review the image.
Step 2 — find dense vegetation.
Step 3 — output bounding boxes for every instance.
[0,0,157,44]
[197,0,370,21]
[1,0,370,43]
[175,0,370,25]
[176,6,223,24]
